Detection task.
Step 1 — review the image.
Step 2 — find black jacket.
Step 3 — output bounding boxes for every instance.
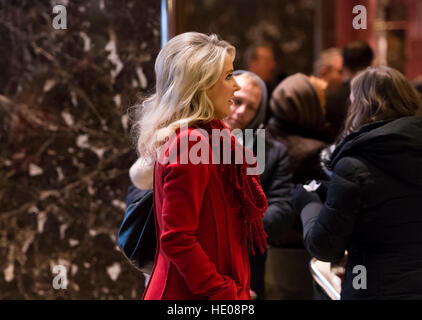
[249,134,295,299]
[259,136,294,244]
[301,116,422,299]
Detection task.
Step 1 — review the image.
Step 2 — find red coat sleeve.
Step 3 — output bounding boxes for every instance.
[159,130,238,299]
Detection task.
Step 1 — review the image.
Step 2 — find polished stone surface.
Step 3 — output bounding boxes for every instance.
[0,0,160,299]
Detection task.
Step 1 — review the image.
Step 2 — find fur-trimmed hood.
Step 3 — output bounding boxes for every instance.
[129,157,154,190]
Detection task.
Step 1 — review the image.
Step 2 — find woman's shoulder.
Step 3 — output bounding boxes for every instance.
[174,126,212,139]
[265,135,287,154]
[264,136,289,165]
[332,156,371,183]
[157,126,213,167]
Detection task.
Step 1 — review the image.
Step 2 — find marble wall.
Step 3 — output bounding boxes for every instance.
[0,0,160,299]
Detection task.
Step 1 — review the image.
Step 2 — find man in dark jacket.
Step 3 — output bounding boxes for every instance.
[293,116,422,299]
[225,70,295,299]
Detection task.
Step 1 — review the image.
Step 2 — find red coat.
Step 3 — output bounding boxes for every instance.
[143,127,261,300]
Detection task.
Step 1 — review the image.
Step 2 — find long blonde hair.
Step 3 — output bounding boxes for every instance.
[134,32,235,161]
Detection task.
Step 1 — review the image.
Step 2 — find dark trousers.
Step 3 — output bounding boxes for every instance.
[249,249,267,300]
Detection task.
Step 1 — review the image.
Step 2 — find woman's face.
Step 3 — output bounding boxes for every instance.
[207,53,241,119]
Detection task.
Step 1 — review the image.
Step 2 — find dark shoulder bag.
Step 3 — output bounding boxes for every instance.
[118,175,157,274]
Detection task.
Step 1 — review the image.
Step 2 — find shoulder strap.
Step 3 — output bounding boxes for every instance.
[142,162,159,285]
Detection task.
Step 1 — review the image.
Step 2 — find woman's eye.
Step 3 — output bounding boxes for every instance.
[226,73,233,80]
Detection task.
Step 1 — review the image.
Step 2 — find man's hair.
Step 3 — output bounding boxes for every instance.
[235,72,262,92]
[343,41,374,73]
[244,43,273,67]
[314,47,342,75]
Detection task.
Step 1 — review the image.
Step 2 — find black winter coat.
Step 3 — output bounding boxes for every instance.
[301,116,422,299]
[259,137,295,244]
[249,135,295,299]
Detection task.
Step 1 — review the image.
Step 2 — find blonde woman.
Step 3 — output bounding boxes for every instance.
[134,32,268,300]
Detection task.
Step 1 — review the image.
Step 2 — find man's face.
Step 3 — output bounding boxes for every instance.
[249,47,276,83]
[225,76,262,130]
[320,55,343,92]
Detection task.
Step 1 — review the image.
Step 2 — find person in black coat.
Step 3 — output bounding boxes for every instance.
[224,70,294,299]
[293,66,422,299]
